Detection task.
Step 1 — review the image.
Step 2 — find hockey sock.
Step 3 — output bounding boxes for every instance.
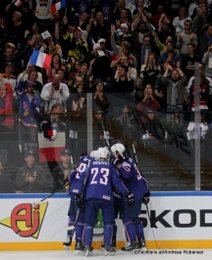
[104,224,113,247]
[67,218,75,239]
[123,219,137,242]
[135,220,145,241]
[84,225,93,247]
[75,222,84,243]
[112,224,117,244]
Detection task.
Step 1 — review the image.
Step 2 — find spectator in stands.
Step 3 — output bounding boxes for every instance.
[71,93,86,113]
[152,31,176,55]
[94,0,115,25]
[88,40,113,83]
[113,0,131,24]
[0,75,14,131]
[161,66,187,123]
[1,62,17,94]
[41,74,70,113]
[131,4,152,32]
[75,62,89,86]
[202,44,212,78]
[141,109,163,140]
[62,26,89,63]
[186,68,212,116]
[56,67,68,85]
[17,69,43,96]
[139,52,161,92]
[87,10,110,43]
[197,24,212,57]
[46,53,65,81]
[34,0,53,32]
[159,41,182,73]
[176,19,198,55]
[93,79,110,114]
[68,75,86,113]
[0,42,34,77]
[136,83,161,126]
[14,149,53,193]
[188,0,199,18]
[70,75,86,94]
[28,21,45,51]
[157,13,175,44]
[48,10,65,43]
[17,64,43,85]
[110,55,137,82]
[172,6,191,36]
[52,148,73,192]
[192,3,209,37]
[0,160,15,193]
[151,3,170,30]
[181,42,202,81]
[115,104,138,141]
[18,79,41,151]
[67,60,81,83]
[110,63,135,92]
[134,35,154,71]
[43,34,63,57]
[5,10,28,52]
[117,22,133,45]
[110,25,137,68]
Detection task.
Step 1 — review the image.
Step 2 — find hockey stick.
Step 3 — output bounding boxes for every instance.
[18,118,23,153]
[132,144,161,249]
[100,117,111,147]
[132,143,158,228]
[33,181,68,207]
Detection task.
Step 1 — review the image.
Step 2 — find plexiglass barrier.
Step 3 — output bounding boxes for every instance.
[0,92,212,193]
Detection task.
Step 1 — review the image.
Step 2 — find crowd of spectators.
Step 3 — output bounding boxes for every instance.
[0,0,212,192]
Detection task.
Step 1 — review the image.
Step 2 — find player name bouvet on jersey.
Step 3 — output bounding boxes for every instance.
[93,161,109,166]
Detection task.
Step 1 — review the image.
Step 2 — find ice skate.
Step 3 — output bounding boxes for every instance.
[75,242,85,251]
[63,236,72,250]
[104,245,116,256]
[121,241,138,251]
[84,245,92,257]
[136,239,146,249]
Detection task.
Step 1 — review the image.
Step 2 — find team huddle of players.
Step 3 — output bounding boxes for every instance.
[63,143,150,256]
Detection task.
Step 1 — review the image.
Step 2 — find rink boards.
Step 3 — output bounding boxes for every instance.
[0,191,212,250]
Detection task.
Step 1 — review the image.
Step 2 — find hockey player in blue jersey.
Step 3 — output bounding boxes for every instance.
[63,154,92,251]
[75,146,135,256]
[110,143,150,251]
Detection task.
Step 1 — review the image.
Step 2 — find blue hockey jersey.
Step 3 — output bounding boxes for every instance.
[77,159,129,201]
[68,156,91,194]
[118,157,149,199]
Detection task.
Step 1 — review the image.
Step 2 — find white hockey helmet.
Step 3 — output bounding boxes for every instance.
[110,143,125,157]
[90,150,98,159]
[96,147,110,160]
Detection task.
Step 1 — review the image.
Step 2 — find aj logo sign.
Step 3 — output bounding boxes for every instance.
[0,202,48,238]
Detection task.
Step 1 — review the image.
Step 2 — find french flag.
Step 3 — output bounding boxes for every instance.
[29,50,52,69]
[12,0,22,7]
[38,132,66,163]
[51,0,66,13]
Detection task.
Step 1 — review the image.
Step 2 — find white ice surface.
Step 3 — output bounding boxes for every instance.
[1,249,212,260]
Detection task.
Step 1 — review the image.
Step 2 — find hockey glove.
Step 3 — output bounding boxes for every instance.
[142,191,150,205]
[112,156,123,168]
[127,192,135,206]
[74,194,84,208]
